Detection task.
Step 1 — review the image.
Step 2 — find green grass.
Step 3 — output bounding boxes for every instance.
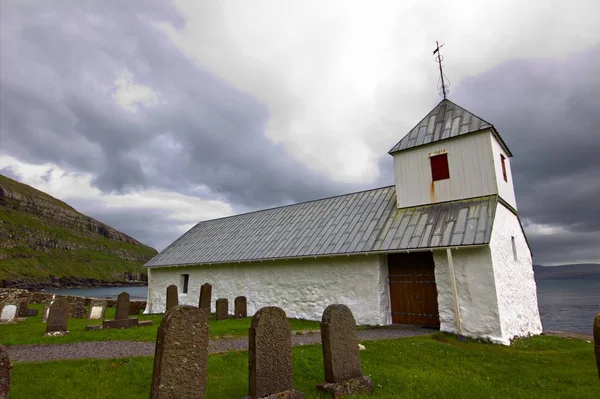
[8,334,599,398]
[0,304,321,345]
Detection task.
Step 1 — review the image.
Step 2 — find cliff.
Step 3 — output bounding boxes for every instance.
[0,174,158,290]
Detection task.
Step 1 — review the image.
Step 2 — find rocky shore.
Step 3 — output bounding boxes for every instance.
[1,272,147,291]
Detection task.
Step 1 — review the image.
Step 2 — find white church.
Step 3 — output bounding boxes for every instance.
[144,98,543,345]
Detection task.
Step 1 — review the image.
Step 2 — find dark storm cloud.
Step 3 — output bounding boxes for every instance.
[451,44,600,265]
[0,1,365,211]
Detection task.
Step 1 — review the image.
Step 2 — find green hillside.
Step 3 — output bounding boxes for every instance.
[0,174,157,288]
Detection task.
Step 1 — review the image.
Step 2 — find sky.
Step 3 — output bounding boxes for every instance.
[1,0,599,266]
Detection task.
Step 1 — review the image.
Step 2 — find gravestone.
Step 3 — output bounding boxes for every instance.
[103,292,139,329]
[0,305,17,322]
[17,300,29,317]
[166,285,179,312]
[25,309,39,317]
[594,313,600,380]
[70,297,87,319]
[246,306,303,399]
[115,292,130,320]
[235,296,247,318]
[198,283,212,312]
[316,304,373,397]
[150,305,209,399]
[216,298,229,321]
[88,300,107,320]
[0,344,13,399]
[46,298,70,333]
[42,299,54,322]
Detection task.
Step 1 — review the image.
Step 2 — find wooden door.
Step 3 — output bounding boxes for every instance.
[388,252,440,328]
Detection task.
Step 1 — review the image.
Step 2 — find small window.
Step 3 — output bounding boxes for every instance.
[500,154,508,182]
[511,237,518,262]
[181,274,189,294]
[430,153,450,181]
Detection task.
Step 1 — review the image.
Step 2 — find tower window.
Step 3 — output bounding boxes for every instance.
[511,236,518,262]
[430,153,450,181]
[181,274,189,294]
[500,154,508,182]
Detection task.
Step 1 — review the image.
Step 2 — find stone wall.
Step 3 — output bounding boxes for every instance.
[0,288,146,310]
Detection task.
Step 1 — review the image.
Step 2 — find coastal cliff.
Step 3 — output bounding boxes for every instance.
[0,174,157,290]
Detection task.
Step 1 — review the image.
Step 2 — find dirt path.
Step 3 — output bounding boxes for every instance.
[6,326,433,363]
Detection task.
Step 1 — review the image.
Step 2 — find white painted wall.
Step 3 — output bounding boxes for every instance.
[392,130,498,208]
[490,137,517,210]
[433,247,507,344]
[489,203,542,340]
[144,254,390,326]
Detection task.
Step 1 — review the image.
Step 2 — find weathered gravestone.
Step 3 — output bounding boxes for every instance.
[17,300,29,317]
[235,296,247,318]
[46,298,70,334]
[88,300,107,320]
[70,297,87,319]
[0,344,13,399]
[245,306,303,399]
[42,298,54,322]
[216,298,229,321]
[594,313,600,380]
[198,283,212,312]
[166,285,179,312]
[316,304,373,397]
[150,305,210,399]
[102,292,139,329]
[0,305,17,322]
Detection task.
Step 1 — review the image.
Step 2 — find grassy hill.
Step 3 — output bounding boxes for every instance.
[0,174,157,289]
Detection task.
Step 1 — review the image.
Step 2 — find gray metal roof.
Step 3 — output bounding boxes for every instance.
[388,99,512,156]
[145,187,498,268]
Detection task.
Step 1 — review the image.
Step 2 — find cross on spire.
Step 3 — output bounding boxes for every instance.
[433,41,450,99]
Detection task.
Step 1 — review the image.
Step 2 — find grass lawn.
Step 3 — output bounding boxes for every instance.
[0,304,320,345]
[8,334,599,398]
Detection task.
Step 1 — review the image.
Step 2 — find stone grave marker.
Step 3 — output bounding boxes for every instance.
[0,344,13,399]
[88,300,107,320]
[245,306,303,399]
[17,300,29,318]
[316,304,373,397]
[150,305,209,399]
[46,298,70,334]
[0,305,17,322]
[594,313,600,380]
[199,283,212,312]
[70,297,87,319]
[216,298,228,321]
[25,309,39,317]
[235,296,247,318]
[42,299,54,322]
[166,285,179,312]
[102,292,140,329]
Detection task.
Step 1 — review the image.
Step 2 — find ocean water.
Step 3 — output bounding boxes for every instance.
[44,279,600,334]
[536,279,600,335]
[42,286,148,301]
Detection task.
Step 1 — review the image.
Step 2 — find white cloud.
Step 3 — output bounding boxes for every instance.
[112,69,159,112]
[157,0,599,183]
[0,156,233,248]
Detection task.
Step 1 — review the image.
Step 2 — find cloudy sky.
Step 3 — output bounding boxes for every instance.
[1,1,598,265]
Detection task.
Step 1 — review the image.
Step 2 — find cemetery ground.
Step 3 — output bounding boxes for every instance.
[0,303,320,345]
[4,333,598,398]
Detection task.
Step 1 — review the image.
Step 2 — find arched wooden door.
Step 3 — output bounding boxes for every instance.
[388,252,440,328]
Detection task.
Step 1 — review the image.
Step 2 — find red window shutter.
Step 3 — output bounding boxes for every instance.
[501,154,507,182]
[430,153,450,181]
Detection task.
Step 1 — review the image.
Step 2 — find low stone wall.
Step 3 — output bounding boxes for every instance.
[0,288,147,312]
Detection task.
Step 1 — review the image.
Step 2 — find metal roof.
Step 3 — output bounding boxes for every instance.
[145,187,498,268]
[388,99,512,156]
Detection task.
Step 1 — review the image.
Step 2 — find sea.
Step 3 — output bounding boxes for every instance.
[42,279,600,335]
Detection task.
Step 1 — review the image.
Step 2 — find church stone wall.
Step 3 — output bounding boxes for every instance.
[145,254,389,326]
[489,203,542,340]
[433,246,506,344]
